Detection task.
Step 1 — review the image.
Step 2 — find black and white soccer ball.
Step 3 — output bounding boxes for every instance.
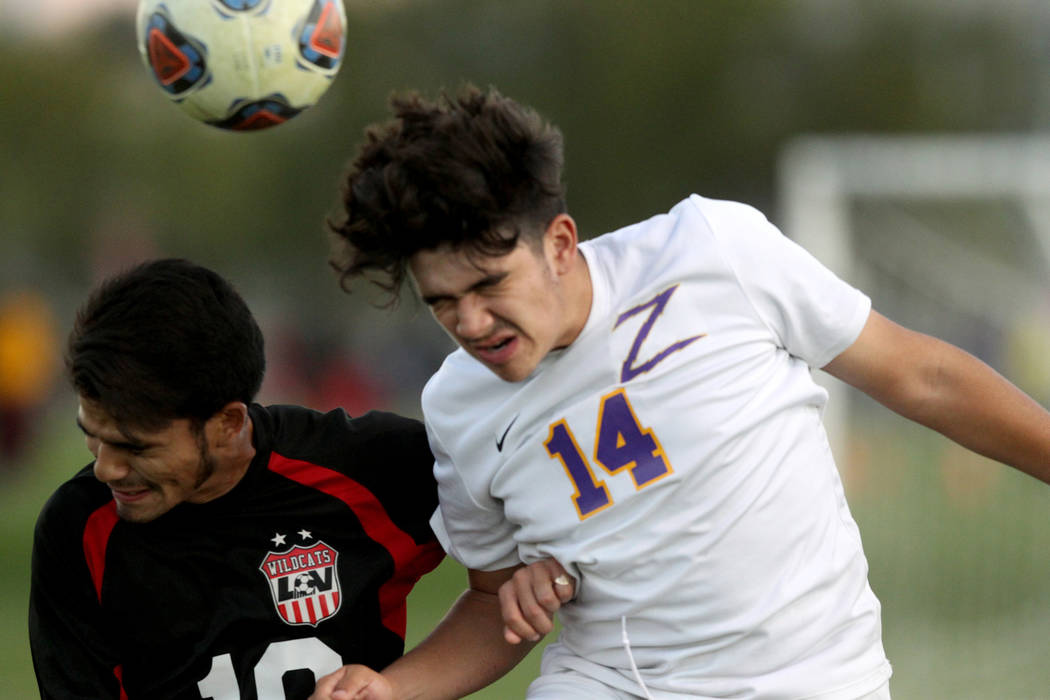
[292,573,316,597]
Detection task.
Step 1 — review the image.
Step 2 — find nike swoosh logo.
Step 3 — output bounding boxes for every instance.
[495,414,519,452]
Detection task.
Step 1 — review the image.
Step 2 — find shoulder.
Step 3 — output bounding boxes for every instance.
[420,348,538,457]
[680,195,790,252]
[33,465,113,553]
[256,402,432,475]
[422,349,505,416]
[656,195,777,260]
[259,402,429,453]
[582,194,764,270]
[576,195,763,307]
[676,194,769,225]
[257,404,438,534]
[258,403,425,447]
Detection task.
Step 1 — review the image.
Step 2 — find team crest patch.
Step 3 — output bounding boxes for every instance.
[259,537,341,626]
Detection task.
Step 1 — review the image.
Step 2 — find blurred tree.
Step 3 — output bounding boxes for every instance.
[0,0,1047,400]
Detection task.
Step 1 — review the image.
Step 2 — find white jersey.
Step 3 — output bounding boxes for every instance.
[423,195,891,699]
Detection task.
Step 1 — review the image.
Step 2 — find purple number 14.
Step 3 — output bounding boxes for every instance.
[544,389,672,519]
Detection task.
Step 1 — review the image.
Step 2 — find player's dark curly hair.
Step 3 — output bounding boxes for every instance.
[328,85,567,303]
[67,258,265,431]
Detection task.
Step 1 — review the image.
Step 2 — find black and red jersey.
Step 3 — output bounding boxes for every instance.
[29,404,445,700]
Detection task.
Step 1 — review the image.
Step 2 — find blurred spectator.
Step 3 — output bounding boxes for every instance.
[260,318,391,416]
[310,351,389,417]
[0,290,58,469]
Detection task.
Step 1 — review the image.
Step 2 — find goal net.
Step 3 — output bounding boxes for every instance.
[777,135,1050,698]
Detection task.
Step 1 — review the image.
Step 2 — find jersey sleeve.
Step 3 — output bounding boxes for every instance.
[427,424,521,571]
[29,485,124,699]
[694,195,871,367]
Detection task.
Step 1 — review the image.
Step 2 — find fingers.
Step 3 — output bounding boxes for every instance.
[309,665,392,700]
[552,573,575,604]
[308,667,343,700]
[498,560,576,644]
[498,578,531,644]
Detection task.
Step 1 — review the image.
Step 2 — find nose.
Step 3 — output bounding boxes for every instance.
[454,295,492,341]
[92,443,130,484]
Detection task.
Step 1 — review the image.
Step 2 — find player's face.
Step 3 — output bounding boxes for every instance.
[77,398,218,523]
[410,218,586,382]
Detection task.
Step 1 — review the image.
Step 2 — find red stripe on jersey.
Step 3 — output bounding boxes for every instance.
[83,503,127,698]
[82,501,119,602]
[113,665,129,700]
[269,453,445,638]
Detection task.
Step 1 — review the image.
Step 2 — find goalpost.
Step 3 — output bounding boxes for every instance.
[776,134,1050,697]
[779,133,1050,460]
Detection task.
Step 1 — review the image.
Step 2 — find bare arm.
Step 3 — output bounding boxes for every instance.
[823,310,1050,485]
[310,561,574,700]
[381,567,534,699]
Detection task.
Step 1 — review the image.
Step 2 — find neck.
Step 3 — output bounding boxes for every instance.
[190,418,257,504]
[557,251,594,348]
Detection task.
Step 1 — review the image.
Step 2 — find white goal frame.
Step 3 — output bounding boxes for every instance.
[776,134,1050,463]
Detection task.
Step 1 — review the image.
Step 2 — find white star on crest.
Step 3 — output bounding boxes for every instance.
[271,533,286,546]
[298,529,313,540]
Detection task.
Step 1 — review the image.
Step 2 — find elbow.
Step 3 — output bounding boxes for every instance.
[879,344,971,432]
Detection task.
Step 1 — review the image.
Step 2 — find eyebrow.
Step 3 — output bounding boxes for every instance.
[76,417,152,451]
[421,271,508,306]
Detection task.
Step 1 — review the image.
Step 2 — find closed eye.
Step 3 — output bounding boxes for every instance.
[76,418,151,454]
[473,272,507,292]
[421,272,508,307]
[422,294,453,309]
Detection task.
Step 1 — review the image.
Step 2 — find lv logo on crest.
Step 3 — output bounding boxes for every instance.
[259,539,341,627]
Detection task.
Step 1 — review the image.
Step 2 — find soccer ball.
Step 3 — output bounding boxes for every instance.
[292,573,316,597]
[135,0,347,131]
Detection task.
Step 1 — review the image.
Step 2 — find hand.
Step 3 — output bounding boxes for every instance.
[309,665,393,700]
[497,558,576,644]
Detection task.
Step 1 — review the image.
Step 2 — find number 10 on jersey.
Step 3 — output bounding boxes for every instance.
[544,389,673,519]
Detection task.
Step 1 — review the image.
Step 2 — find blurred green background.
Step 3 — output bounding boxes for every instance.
[2,1,1049,697]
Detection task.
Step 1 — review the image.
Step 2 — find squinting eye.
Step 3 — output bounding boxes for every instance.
[428,299,454,315]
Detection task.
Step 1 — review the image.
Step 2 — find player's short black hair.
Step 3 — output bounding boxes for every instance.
[67,258,265,431]
[328,84,567,304]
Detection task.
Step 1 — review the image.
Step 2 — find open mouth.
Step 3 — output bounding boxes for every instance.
[475,334,517,363]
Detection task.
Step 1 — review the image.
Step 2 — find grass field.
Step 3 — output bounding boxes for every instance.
[1,407,83,699]
[4,404,1048,698]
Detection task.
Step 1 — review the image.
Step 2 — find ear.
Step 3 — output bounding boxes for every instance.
[543,214,579,275]
[205,402,251,449]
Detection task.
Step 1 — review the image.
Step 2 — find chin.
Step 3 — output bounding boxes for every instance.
[115,502,168,523]
[492,363,535,383]
[115,506,154,523]
[475,345,541,382]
